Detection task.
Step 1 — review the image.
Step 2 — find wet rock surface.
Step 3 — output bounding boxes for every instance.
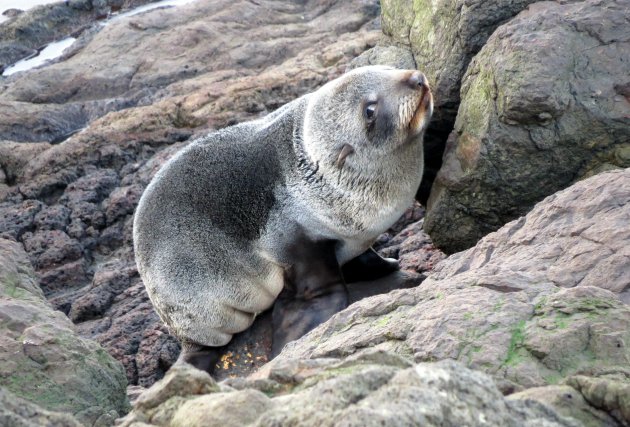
[1,0,629,424]
[0,0,158,73]
[424,0,630,253]
[0,237,129,426]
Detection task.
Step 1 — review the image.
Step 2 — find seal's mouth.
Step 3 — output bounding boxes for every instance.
[398,84,433,139]
[408,86,433,135]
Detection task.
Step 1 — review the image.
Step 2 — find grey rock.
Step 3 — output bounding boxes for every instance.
[0,237,130,425]
[275,169,630,401]
[380,0,539,131]
[567,371,630,426]
[33,204,71,231]
[349,44,416,70]
[22,229,83,270]
[425,0,630,253]
[120,356,577,427]
[0,387,81,427]
[0,200,43,240]
[510,385,621,427]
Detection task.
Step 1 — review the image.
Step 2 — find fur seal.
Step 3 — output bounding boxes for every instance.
[133,66,433,371]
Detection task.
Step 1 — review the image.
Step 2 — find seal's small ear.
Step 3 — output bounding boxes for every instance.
[335,144,355,168]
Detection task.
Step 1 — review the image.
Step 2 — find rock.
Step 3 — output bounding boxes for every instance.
[2,9,23,19]
[1,0,380,143]
[375,218,447,275]
[567,371,630,426]
[22,229,83,271]
[510,385,621,427]
[0,387,82,427]
[274,169,630,403]
[0,0,157,71]
[0,142,50,184]
[349,44,416,70]
[33,204,71,231]
[0,200,44,240]
[0,0,383,387]
[120,355,577,427]
[170,389,273,427]
[364,0,546,204]
[0,237,130,425]
[425,0,630,253]
[381,0,539,131]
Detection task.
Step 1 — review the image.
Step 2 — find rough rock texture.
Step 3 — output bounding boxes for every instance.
[425,0,630,253]
[510,384,622,427]
[361,0,545,204]
[118,354,577,427]
[380,0,538,130]
[271,169,630,425]
[567,371,630,426]
[0,237,129,425]
[0,388,82,427]
[0,0,380,143]
[0,0,384,387]
[0,0,157,72]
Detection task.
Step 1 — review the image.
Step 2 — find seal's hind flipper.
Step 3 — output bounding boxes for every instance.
[271,239,348,357]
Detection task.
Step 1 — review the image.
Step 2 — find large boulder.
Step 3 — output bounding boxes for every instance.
[118,355,577,427]
[425,0,630,253]
[0,237,130,426]
[274,168,630,425]
[370,0,544,203]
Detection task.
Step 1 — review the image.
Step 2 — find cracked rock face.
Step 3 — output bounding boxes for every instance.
[380,0,539,131]
[271,168,630,426]
[424,0,630,253]
[119,355,578,427]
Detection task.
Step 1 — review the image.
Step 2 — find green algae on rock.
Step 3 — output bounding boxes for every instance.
[425,0,630,253]
[270,168,630,425]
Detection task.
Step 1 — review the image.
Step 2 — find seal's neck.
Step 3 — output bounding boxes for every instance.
[292,123,423,237]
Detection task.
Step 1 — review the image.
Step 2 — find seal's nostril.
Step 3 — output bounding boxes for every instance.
[407,71,426,90]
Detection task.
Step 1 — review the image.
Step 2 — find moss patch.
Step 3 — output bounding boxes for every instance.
[504,320,526,366]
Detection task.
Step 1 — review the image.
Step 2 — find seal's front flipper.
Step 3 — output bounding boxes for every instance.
[271,239,348,357]
[341,247,399,283]
[178,341,223,374]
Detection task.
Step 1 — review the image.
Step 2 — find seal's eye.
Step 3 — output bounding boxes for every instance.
[364,102,378,122]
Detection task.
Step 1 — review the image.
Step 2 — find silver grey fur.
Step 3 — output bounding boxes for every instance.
[133,66,433,348]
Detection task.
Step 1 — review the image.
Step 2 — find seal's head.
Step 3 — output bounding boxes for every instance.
[303,65,433,170]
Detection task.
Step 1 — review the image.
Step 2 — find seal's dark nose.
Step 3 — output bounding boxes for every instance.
[406,71,427,90]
